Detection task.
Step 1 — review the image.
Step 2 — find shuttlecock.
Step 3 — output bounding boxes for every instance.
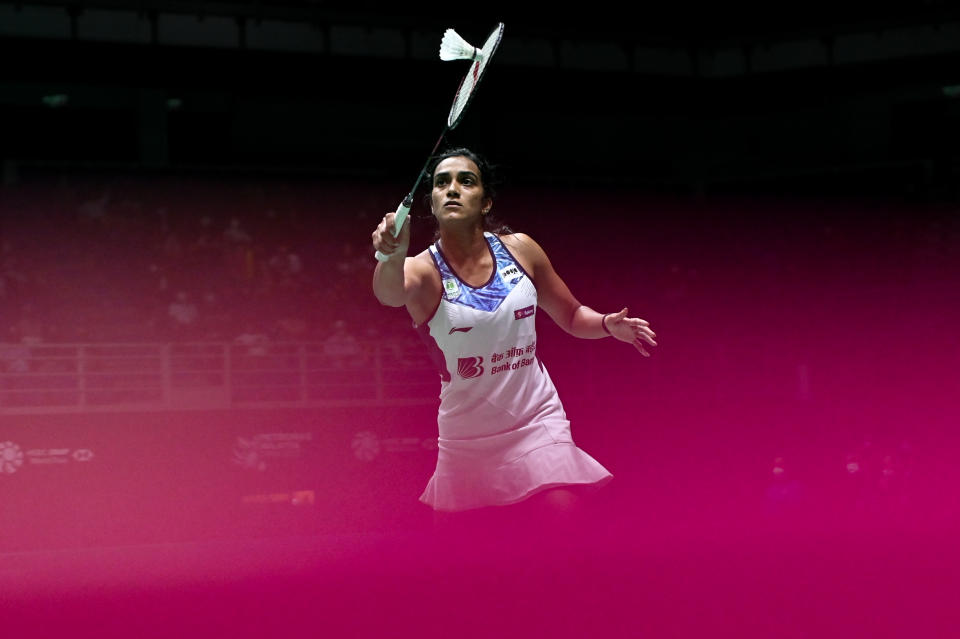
[439,28,480,62]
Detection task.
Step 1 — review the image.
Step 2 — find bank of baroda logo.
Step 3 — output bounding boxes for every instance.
[457,356,484,379]
[0,441,24,474]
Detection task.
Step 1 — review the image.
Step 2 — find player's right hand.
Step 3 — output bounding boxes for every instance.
[372,211,410,260]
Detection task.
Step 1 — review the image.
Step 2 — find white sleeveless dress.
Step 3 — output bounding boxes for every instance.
[417,233,612,512]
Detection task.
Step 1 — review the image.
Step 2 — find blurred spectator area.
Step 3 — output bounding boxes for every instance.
[0,171,390,345]
[0,168,957,414]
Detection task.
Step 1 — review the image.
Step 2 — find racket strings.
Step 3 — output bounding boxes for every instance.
[447,23,503,129]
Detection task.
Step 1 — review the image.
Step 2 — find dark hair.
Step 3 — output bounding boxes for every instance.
[422,147,512,236]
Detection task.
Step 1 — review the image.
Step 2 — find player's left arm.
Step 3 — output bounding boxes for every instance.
[503,233,657,356]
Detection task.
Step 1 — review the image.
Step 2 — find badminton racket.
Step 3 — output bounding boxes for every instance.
[374,22,504,262]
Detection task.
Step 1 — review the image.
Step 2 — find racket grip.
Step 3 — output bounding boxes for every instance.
[374,201,412,262]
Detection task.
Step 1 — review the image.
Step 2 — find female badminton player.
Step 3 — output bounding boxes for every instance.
[371,147,657,524]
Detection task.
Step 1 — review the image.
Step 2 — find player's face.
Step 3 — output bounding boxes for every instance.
[431,156,490,225]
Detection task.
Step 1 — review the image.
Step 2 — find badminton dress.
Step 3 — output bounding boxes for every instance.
[417,232,612,512]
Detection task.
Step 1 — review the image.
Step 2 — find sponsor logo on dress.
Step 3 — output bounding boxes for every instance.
[499,264,522,284]
[457,356,484,379]
[490,340,537,375]
[442,278,461,299]
[514,305,535,320]
[448,326,473,335]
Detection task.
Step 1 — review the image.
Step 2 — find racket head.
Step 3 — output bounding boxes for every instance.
[447,22,504,129]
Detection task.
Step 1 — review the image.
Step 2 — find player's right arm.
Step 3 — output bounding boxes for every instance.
[372,211,414,307]
[371,212,436,315]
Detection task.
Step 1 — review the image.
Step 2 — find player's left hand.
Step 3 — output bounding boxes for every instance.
[606,307,657,357]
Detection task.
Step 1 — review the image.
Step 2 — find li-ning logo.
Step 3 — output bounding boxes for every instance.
[514,305,535,320]
[457,356,484,379]
[449,326,473,335]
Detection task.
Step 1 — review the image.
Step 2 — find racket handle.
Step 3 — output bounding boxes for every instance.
[374,201,412,262]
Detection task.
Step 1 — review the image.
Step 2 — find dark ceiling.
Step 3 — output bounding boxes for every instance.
[1,0,958,197]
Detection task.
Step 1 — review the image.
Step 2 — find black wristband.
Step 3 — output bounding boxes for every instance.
[601,314,612,336]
